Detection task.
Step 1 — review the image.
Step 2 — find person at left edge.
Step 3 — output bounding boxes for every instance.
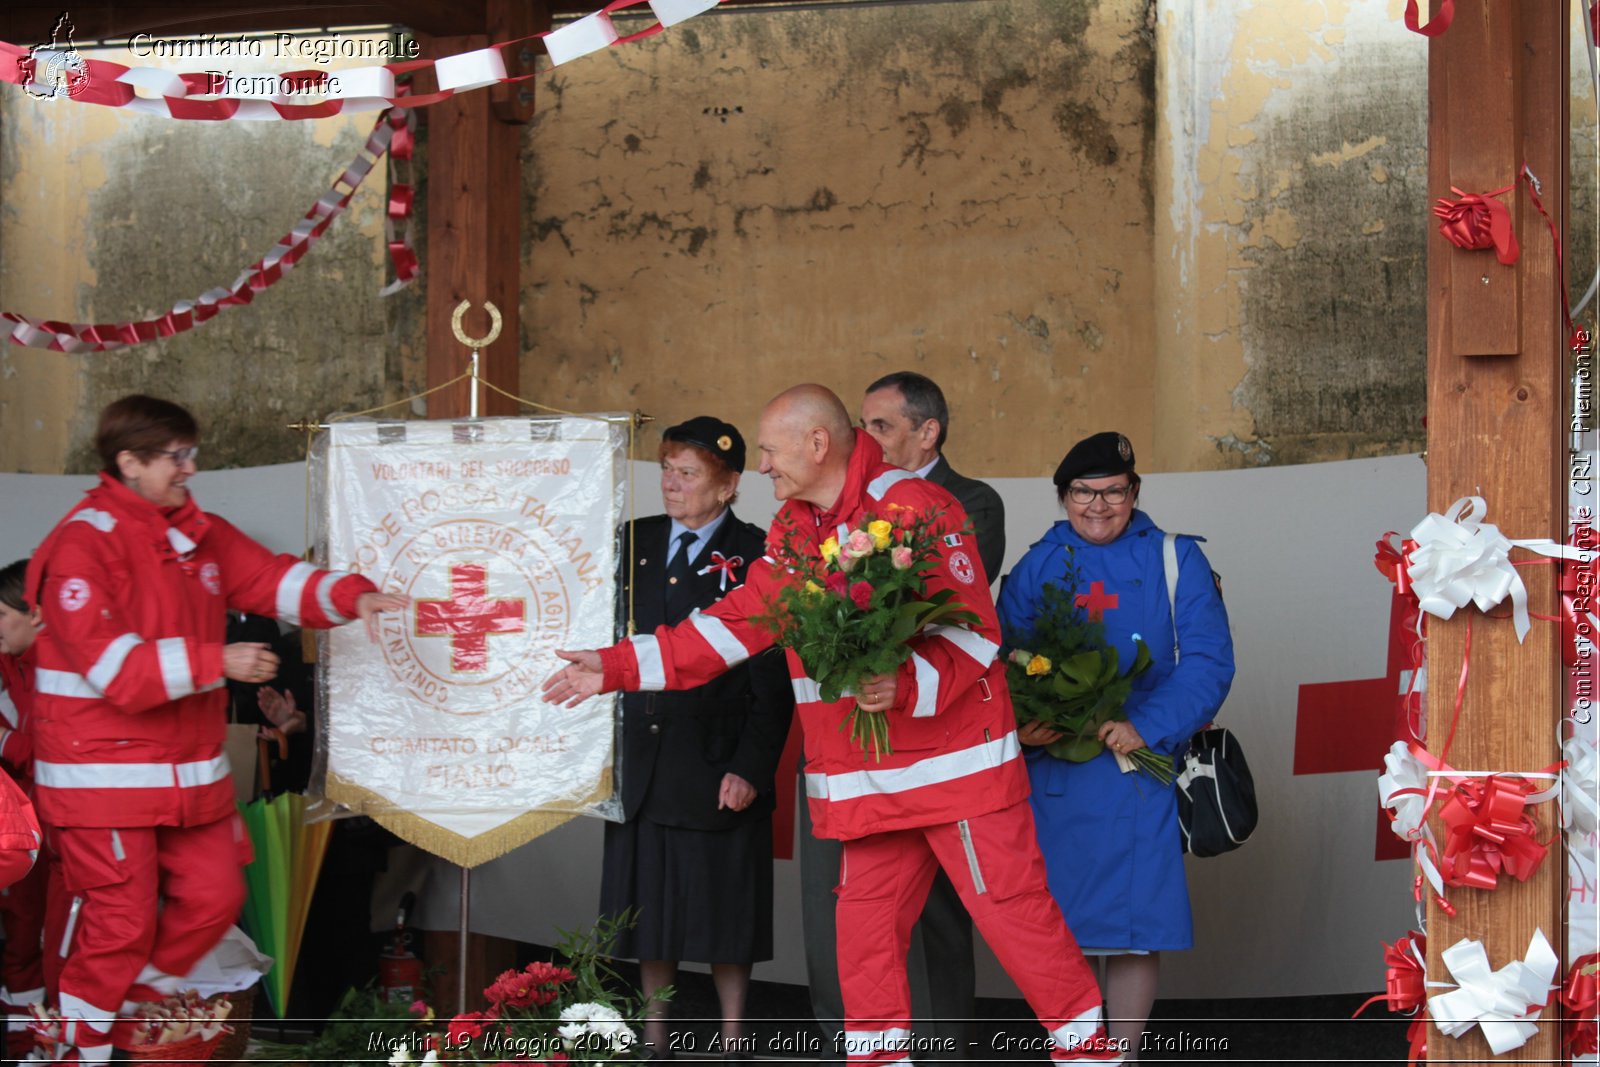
[0,559,47,1054]
[24,395,408,1066]
[601,416,794,1059]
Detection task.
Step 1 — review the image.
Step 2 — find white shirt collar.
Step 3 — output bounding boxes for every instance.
[667,508,730,565]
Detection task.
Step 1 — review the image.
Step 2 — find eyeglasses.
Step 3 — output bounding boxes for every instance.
[151,445,200,464]
[1066,483,1133,505]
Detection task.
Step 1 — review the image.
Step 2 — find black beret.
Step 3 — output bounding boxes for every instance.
[1053,431,1136,488]
[663,415,746,472]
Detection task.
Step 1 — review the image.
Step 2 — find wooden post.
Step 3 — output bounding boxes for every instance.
[1425,1,1567,1062]
[417,0,547,420]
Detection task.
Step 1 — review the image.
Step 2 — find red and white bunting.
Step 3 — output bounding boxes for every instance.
[0,0,722,123]
[2,107,405,352]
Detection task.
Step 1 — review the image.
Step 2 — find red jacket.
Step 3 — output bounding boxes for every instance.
[24,474,376,829]
[0,645,35,788]
[600,431,1028,840]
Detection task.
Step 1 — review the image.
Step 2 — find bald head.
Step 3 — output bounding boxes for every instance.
[757,384,856,507]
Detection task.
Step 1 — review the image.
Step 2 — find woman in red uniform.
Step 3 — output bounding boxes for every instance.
[25,395,407,1064]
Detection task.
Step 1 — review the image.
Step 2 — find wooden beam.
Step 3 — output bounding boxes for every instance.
[419,31,522,419]
[488,0,550,125]
[1425,1,1567,1062]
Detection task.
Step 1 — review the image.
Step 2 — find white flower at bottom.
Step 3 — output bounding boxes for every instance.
[558,1003,634,1050]
[420,1052,439,1065]
[388,1051,412,1066]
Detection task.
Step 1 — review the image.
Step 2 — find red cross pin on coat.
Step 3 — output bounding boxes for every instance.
[414,562,527,673]
[1075,581,1118,621]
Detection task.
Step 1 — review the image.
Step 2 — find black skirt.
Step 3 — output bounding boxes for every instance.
[599,813,774,964]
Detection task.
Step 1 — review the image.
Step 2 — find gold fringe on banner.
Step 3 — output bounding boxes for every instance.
[325,767,614,868]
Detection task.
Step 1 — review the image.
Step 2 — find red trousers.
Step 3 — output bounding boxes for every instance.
[50,815,249,1058]
[0,855,47,999]
[835,800,1113,1063]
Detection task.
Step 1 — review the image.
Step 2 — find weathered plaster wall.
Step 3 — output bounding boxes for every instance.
[522,0,1158,480]
[1154,0,1598,471]
[0,35,419,474]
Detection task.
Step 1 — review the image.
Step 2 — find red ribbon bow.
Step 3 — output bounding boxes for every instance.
[1432,184,1519,265]
[697,552,742,592]
[1563,953,1600,1056]
[1403,0,1456,37]
[1374,533,1420,601]
[1353,931,1427,1019]
[1437,775,1548,889]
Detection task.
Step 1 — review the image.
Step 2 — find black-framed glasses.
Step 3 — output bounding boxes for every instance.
[151,445,200,464]
[1066,483,1132,505]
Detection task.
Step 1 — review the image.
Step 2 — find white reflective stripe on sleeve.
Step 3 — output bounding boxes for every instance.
[315,571,355,625]
[804,772,828,798]
[842,1029,911,1056]
[175,754,231,788]
[630,634,666,691]
[34,669,101,699]
[865,468,920,500]
[156,638,194,700]
[165,528,197,555]
[910,653,939,718]
[0,689,16,730]
[689,611,749,668]
[275,561,317,626]
[198,678,224,693]
[86,633,145,693]
[67,509,116,533]
[791,676,822,704]
[1051,1004,1105,1047]
[924,624,999,667]
[815,732,1020,803]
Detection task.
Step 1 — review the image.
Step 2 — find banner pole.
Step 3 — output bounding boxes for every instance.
[458,865,471,1016]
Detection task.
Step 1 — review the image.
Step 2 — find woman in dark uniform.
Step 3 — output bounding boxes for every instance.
[599,416,794,1060]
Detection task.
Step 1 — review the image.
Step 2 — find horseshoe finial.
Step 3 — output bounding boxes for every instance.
[451,300,502,350]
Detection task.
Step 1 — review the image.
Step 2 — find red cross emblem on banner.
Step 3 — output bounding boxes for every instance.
[1075,581,1119,621]
[415,562,527,673]
[1293,588,1418,861]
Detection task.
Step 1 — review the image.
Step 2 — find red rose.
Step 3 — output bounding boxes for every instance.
[849,580,873,610]
[825,572,849,598]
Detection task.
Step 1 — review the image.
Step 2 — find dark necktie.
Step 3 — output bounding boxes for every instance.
[664,530,699,623]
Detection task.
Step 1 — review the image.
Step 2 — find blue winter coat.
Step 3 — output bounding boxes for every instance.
[996,510,1234,951]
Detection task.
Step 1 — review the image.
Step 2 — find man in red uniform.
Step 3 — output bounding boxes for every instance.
[546,385,1121,1064]
[0,558,47,1056]
[26,395,407,1064]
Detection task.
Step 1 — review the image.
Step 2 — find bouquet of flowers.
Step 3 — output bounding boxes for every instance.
[756,510,981,760]
[407,915,648,1065]
[1005,578,1170,783]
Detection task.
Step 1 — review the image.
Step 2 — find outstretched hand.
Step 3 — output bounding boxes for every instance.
[542,649,605,708]
[355,592,410,642]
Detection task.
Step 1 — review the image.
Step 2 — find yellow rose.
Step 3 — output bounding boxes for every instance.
[1026,654,1052,676]
[804,580,825,599]
[868,519,893,551]
[821,537,841,563]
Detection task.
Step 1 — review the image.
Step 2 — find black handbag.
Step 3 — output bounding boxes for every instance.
[1176,727,1257,855]
[1162,533,1257,856]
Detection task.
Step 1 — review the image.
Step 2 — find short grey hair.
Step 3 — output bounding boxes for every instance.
[865,371,949,452]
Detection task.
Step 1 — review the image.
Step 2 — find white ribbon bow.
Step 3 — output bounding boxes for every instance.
[1407,496,1588,642]
[1379,741,1429,841]
[1564,736,1600,837]
[1427,928,1560,1055]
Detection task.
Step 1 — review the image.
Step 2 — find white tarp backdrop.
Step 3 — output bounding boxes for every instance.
[0,452,1431,998]
[313,417,629,866]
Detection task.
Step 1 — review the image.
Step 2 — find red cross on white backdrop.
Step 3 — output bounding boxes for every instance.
[415,562,527,673]
[1294,588,1418,862]
[1075,581,1119,621]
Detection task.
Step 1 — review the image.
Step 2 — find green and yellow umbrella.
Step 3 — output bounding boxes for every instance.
[239,793,332,1017]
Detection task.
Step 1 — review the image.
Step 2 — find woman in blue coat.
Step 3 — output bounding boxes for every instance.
[997,432,1234,1061]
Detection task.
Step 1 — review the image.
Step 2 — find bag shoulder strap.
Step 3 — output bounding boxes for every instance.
[1163,531,1180,663]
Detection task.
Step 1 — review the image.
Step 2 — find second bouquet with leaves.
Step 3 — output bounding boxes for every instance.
[1004,575,1171,784]
[755,510,979,760]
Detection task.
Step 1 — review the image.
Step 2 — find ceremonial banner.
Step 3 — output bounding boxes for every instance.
[313,416,627,867]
